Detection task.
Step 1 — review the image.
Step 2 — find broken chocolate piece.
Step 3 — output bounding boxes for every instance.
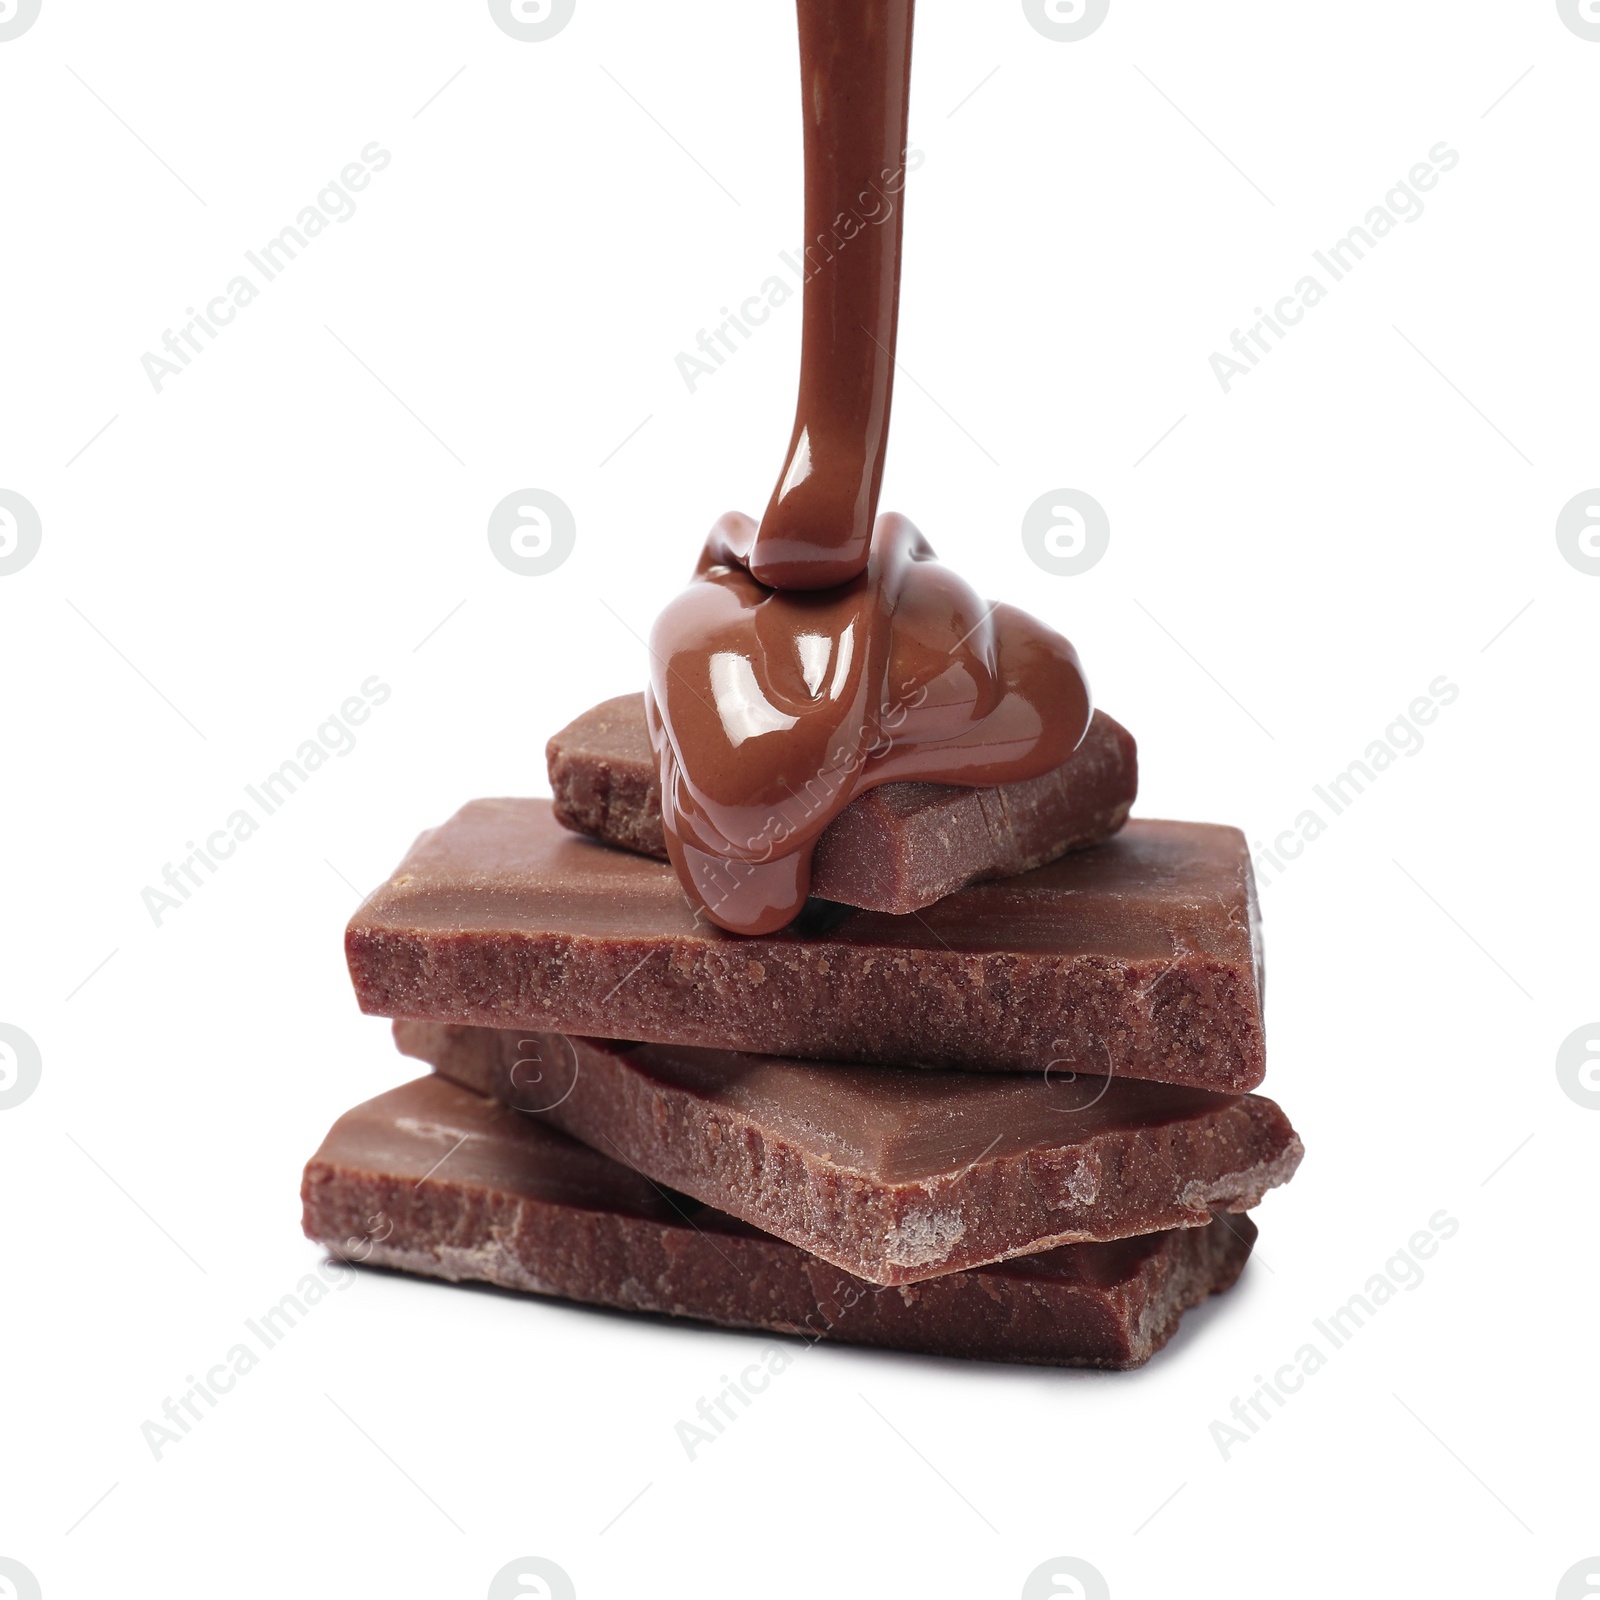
[301,1075,1256,1369]
[347,801,1266,1090]
[548,694,1137,915]
[397,1022,1301,1285]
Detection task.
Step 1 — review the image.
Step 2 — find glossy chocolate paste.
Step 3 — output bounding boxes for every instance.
[646,1,1094,934]
[647,513,1091,933]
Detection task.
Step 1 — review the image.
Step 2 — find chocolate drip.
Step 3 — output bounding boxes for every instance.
[749,0,916,591]
[642,0,1093,934]
[646,514,1092,935]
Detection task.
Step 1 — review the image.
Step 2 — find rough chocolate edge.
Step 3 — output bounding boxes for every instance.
[546,694,1138,914]
[396,1021,1301,1286]
[301,1080,1255,1369]
[350,931,1267,1091]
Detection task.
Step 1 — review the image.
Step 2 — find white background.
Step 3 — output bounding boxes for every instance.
[2,2,1596,1597]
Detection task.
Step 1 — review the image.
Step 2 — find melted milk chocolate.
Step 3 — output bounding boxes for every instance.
[749,0,916,590]
[644,0,1091,933]
[646,513,1091,934]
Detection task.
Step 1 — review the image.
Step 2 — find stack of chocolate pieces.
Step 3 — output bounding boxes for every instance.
[303,695,1303,1369]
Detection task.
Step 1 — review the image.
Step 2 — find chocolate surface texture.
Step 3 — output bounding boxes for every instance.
[307,0,1288,1376]
[398,1021,1301,1285]
[550,694,1136,914]
[301,1076,1255,1369]
[346,801,1266,1090]
[646,513,1092,934]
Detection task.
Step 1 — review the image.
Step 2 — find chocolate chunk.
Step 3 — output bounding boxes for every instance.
[397,1022,1301,1285]
[301,1075,1256,1369]
[547,694,1137,915]
[347,801,1266,1090]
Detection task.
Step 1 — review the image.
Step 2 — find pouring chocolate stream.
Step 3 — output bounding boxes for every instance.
[750,0,916,591]
[646,0,1092,935]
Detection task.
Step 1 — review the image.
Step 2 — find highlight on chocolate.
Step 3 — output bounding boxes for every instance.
[306,0,1300,1380]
